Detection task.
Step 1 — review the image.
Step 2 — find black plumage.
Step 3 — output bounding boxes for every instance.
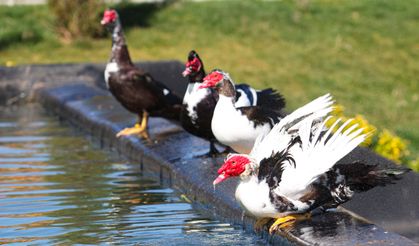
[107,61,182,121]
[239,106,284,128]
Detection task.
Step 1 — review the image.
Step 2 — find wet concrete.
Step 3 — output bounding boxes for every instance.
[1,63,418,245]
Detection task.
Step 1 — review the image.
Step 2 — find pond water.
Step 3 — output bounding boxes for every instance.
[0,105,265,245]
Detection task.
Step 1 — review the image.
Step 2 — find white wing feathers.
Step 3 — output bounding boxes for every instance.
[250,94,334,162]
[278,116,368,199]
[276,93,334,134]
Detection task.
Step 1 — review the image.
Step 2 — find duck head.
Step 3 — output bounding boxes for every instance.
[182,50,205,80]
[199,69,225,89]
[213,154,256,185]
[101,9,119,30]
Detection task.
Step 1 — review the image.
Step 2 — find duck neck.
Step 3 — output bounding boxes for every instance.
[189,67,206,83]
[217,79,236,99]
[109,20,133,67]
[240,161,258,182]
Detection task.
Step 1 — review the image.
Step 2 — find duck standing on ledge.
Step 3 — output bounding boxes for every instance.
[181,51,286,155]
[213,94,409,233]
[180,51,219,155]
[199,69,286,154]
[101,9,182,138]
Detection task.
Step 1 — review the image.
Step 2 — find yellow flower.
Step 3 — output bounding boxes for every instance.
[5,61,15,67]
[351,115,376,146]
[332,104,345,117]
[324,101,411,167]
[374,129,408,164]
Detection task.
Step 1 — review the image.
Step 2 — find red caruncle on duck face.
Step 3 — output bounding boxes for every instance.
[199,71,224,89]
[101,9,117,25]
[182,57,202,77]
[213,155,251,185]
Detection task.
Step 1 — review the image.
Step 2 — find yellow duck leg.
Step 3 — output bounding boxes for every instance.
[269,213,311,234]
[116,111,149,138]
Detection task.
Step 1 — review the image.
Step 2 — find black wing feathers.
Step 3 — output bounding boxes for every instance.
[258,145,299,213]
[256,88,286,111]
[108,64,182,120]
[333,161,409,192]
[239,106,284,128]
[305,161,410,210]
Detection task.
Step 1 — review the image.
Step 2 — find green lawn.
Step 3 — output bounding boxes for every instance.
[0,0,418,164]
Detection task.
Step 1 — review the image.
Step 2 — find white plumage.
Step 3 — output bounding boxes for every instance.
[250,93,334,162]
[183,83,259,124]
[235,86,258,106]
[183,83,210,123]
[212,95,273,154]
[277,116,367,200]
[104,61,119,88]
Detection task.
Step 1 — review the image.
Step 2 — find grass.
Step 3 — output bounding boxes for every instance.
[0,0,418,162]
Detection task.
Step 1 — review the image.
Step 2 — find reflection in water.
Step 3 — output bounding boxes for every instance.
[0,105,264,245]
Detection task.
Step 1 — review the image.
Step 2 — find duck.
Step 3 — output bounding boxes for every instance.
[181,51,286,155]
[213,94,409,234]
[180,50,219,155]
[198,69,286,154]
[101,9,182,138]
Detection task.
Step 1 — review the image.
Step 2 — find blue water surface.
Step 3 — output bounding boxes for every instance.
[0,105,265,245]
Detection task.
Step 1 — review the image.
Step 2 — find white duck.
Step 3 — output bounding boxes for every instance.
[199,69,286,154]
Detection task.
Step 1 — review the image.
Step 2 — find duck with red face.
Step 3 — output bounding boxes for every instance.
[180,51,220,155]
[199,69,286,154]
[101,9,182,139]
[213,94,409,234]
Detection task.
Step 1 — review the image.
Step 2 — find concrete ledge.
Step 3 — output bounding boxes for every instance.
[1,63,417,245]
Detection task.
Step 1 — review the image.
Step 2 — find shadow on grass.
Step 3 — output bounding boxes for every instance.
[113,0,175,29]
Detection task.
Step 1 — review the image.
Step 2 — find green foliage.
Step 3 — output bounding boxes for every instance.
[47,0,105,41]
[408,158,419,172]
[0,5,51,49]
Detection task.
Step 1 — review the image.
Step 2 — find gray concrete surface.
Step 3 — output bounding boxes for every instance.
[1,63,417,245]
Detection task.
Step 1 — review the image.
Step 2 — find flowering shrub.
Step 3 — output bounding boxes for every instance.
[374,129,409,164]
[331,104,345,117]
[327,105,376,147]
[327,103,416,170]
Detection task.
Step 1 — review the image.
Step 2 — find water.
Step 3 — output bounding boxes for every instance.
[0,105,265,245]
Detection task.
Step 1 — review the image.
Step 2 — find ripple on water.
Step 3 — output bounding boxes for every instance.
[0,105,265,245]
